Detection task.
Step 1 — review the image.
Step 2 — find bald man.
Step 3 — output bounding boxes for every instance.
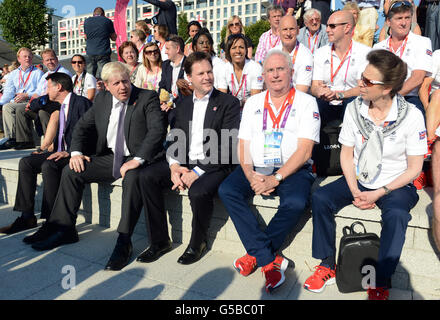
[269,15,314,93]
[311,10,371,127]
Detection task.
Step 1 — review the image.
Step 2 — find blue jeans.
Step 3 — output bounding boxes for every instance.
[218,165,315,267]
[311,176,419,286]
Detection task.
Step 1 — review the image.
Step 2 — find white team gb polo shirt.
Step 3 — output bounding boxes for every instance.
[238,89,321,168]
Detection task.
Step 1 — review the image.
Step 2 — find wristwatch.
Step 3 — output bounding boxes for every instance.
[336,91,345,100]
[382,186,391,195]
[274,172,283,182]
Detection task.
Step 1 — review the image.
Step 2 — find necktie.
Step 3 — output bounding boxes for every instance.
[112,102,127,179]
[57,104,66,152]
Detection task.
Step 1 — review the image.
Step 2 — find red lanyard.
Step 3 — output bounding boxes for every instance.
[308,31,319,54]
[231,73,247,98]
[263,88,296,130]
[330,41,353,84]
[387,35,408,58]
[268,31,280,49]
[291,41,300,68]
[18,66,34,90]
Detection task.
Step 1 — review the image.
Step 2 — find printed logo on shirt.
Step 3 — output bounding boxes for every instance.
[427,49,433,56]
[290,109,296,117]
[419,130,427,140]
[324,59,330,65]
[305,65,312,72]
[255,109,262,115]
[313,112,320,120]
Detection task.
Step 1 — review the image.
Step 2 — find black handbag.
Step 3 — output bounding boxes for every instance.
[312,119,343,176]
[336,221,380,293]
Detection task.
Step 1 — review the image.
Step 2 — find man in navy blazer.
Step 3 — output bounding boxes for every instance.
[0,73,93,236]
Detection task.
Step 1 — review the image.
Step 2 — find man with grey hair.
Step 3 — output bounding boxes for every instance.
[297,8,329,54]
[254,5,284,65]
[28,62,168,272]
[218,50,321,293]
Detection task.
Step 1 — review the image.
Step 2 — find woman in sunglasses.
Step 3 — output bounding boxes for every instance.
[305,49,426,300]
[118,41,140,84]
[220,16,254,60]
[70,54,96,101]
[218,34,263,110]
[134,42,163,91]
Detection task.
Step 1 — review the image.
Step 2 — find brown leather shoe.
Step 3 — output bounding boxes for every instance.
[0,216,37,234]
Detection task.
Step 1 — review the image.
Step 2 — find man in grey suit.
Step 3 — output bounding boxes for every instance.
[297,8,329,54]
[29,62,168,271]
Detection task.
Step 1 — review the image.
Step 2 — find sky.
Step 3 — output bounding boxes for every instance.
[47,0,139,17]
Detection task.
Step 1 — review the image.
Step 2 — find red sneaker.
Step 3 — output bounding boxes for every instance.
[233,253,257,276]
[425,137,437,160]
[303,265,336,293]
[413,171,426,190]
[367,287,389,300]
[261,255,288,293]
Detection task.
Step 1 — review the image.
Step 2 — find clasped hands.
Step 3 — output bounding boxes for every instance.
[170,164,199,191]
[352,188,383,210]
[246,170,279,196]
[316,83,338,102]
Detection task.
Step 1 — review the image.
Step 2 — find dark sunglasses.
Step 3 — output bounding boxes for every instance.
[327,22,348,29]
[389,1,412,10]
[229,22,241,27]
[361,74,385,87]
[144,49,160,55]
[71,61,84,65]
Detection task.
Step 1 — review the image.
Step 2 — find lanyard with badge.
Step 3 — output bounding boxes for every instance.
[308,31,319,54]
[387,35,408,58]
[231,73,247,100]
[330,41,353,105]
[18,66,34,93]
[268,30,280,49]
[262,88,296,166]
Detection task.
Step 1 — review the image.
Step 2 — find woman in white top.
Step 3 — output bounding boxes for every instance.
[419,49,440,153]
[218,34,263,108]
[153,24,169,62]
[134,42,163,91]
[118,41,141,85]
[130,29,147,64]
[304,49,426,300]
[70,54,96,101]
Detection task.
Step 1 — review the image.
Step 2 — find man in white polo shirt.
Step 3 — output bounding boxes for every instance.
[312,10,371,127]
[218,50,320,294]
[270,15,314,93]
[373,0,433,117]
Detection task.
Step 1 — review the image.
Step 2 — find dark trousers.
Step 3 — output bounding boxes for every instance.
[218,165,315,267]
[48,153,144,236]
[311,176,419,286]
[425,2,440,51]
[405,96,425,118]
[317,97,355,128]
[138,160,229,248]
[86,54,111,79]
[14,152,69,220]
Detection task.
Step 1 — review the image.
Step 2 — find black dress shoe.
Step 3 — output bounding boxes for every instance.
[23,222,53,244]
[31,228,79,251]
[0,216,37,234]
[137,240,172,263]
[105,241,133,271]
[0,139,16,150]
[14,142,35,150]
[177,241,208,265]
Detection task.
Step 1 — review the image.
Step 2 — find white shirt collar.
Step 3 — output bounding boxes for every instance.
[62,92,72,106]
[193,88,214,103]
[171,55,184,68]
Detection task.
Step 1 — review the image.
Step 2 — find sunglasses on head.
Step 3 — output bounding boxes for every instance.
[71,60,84,65]
[327,22,348,29]
[361,74,385,87]
[389,1,412,10]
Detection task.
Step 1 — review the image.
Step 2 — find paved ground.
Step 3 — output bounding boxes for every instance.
[1,204,430,301]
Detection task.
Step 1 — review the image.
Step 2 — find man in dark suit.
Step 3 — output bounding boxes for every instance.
[158,35,187,127]
[0,73,92,236]
[143,0,177,35]
[136,52,241,265]
[29,62,168,271]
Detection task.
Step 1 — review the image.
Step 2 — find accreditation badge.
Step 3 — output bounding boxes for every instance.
[263,130,283,165]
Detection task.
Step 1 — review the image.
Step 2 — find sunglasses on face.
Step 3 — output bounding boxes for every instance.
[327,22,348,29]
[71,61,84,65]
[361,74,385,87]
[229,22,241,28]
[389,1,412,10]
[144,49,160,55]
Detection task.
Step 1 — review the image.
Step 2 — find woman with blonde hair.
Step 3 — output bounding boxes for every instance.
[134,42,163,91]
[220,16,254,59]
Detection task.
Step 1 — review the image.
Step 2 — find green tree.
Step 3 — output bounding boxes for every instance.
[178,12,189,43]
[0,0,52,52]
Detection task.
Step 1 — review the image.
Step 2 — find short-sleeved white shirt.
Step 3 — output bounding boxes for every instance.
[270,42,314,87]
[238,89,321,168]
[339,96,427,189]
[212,55,225,90]
[373,32,433,97]
[220,59,264,103]
[72,73,97,98]
[430,49,440,94]
[313,41,371,92]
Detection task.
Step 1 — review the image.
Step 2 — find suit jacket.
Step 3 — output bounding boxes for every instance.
[144,0,177,35]
[53,93,93,153]
[158,57,186,106]
[168,88,241,174]
[297,25,329,51]
[70,85,167,164]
